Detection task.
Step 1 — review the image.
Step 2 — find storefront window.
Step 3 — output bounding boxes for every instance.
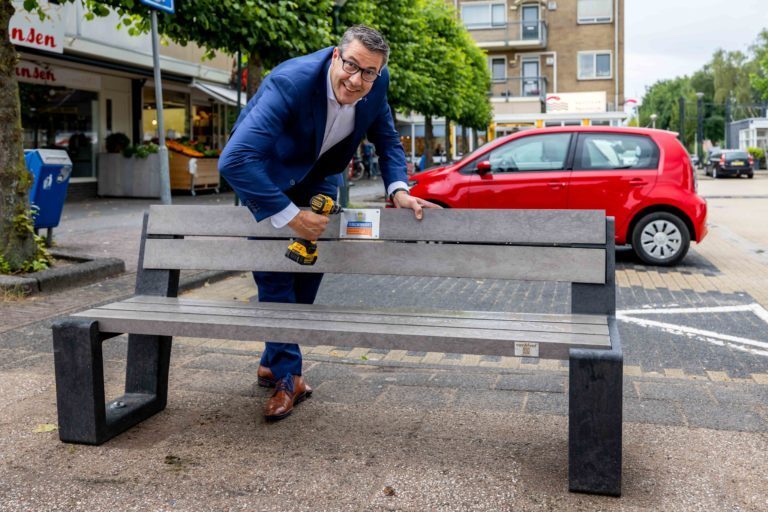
[192,104,220,149]
[142,88,189,141]
[396,123,446,159]
[20,83,98,179]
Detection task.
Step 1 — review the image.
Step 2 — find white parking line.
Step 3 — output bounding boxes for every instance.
[617,303,768,357]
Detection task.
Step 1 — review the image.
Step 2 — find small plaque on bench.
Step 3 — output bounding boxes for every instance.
[514,342,540,358]
[340,209,380,239]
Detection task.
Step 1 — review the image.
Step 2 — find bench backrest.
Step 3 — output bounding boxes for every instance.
[137,206,615,314]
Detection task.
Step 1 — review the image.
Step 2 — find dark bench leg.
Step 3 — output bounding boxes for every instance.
[52,319,172,445]
[568,318,623,496]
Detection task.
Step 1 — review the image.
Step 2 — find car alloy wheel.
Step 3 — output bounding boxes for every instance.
[713,167,718,179]
[632,212,690,266]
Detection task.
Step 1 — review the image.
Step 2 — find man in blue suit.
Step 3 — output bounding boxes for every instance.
[219,25,438,421]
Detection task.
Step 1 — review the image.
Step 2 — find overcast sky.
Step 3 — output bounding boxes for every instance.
[625,0,768,102]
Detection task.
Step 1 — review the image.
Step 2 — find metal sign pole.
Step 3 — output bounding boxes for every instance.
[151,10,172,205]
[234,50,242,206]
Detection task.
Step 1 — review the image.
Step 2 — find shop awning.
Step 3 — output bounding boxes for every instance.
[192,80,246,108]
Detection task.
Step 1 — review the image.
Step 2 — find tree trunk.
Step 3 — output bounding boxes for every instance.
[424,116,433,168]
[445,118,451,163]
[246,50,263,100]
[0,0,36,271]
[461,125,467,156]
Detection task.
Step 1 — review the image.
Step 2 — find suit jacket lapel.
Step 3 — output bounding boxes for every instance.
[353,96,369,142]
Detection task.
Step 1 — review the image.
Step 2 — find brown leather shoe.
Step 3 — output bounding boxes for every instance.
[264,374,312,421]
[257,365,276,388]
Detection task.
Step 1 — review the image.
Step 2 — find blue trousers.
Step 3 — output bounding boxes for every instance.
[253,271,323,379]
[251,175,337,380]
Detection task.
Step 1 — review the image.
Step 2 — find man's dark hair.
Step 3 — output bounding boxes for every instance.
[339,25,389,68]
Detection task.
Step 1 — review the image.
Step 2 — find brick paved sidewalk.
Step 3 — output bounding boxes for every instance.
[2,176,768,509]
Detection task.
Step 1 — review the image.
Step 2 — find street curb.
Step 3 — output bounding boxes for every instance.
[0,250,125,296]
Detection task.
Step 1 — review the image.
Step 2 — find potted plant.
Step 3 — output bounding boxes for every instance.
[105,132,130,154]
[98,142,162,198]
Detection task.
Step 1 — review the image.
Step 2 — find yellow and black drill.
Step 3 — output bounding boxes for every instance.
[285,194,343,265]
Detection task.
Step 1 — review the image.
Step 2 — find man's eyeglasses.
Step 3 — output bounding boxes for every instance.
[338,52,381,83]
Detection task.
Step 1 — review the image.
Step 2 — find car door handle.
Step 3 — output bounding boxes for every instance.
[547,181,566,189]
[629,178,647,186]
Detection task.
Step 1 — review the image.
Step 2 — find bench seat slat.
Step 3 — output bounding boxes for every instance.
[97,300,609,336]
[125,295,609,325]
[143,239,607,284]
[147,206,607,245]
[73,307,612,361]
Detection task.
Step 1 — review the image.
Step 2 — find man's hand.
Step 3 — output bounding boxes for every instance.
[287,210,329,239]
[392,190,441,220]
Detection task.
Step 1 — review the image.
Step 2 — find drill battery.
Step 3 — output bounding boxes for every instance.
[285,194,342,266]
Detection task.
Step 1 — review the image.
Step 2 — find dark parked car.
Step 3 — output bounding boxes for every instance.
[689,153,699,168]
[409,127,708,266]
[705,150,754,179]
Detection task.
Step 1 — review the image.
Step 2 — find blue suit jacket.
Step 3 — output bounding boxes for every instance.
[218,47,408,222]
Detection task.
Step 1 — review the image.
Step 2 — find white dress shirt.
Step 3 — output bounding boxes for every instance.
[269,66,408,228]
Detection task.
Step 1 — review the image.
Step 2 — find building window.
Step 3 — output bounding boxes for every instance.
[461,2,506,29]
[578,51,612,80]
[490,57,506,82]
[20,83,99,179]
[577,0,613,24]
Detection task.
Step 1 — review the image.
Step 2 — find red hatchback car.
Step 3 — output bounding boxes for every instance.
[409,127,708,266]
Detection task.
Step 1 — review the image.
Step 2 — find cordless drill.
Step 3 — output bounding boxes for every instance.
[285,194,343,265]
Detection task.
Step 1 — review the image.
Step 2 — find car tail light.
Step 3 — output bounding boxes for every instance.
[720,154,726,165]
[749,156,754,166]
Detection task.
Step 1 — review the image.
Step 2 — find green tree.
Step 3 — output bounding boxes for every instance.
[0,0,39,271]
[751,30,768,102]
[341,0,490,163]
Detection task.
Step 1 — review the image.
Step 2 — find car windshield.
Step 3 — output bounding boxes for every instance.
[726,151,749,160]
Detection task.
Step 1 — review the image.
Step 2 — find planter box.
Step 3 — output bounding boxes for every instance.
[98,153,162,198]
[169,153,220,195]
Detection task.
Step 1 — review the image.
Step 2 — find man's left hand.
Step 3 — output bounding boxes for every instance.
[392,191,441,220]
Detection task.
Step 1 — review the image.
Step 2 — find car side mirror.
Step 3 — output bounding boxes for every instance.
[476,160,492,175]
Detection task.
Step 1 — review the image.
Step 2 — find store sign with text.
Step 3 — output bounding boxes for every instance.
[16,60,101,91]
[10,1,65,54]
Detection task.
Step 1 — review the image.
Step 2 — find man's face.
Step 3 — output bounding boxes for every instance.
[330,39,384,105]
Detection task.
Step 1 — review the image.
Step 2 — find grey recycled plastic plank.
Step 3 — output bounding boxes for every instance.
[143,239,606,284]
[146,205,607,245]
[73,308,611,359]
[125,295,609,325]
[96,301,610,336]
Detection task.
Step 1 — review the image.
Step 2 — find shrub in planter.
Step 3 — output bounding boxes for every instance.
[747,147,765,169]
[105,132,130,153]
[122,143,159,159]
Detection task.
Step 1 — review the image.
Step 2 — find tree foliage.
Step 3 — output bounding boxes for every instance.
[641,29,768,150]
[340,0,490,129]
[3,0,490,270]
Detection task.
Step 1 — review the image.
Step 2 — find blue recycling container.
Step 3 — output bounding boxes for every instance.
[25,149,73,229]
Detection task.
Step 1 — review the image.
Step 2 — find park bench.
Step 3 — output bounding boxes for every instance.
[52,206,622,496]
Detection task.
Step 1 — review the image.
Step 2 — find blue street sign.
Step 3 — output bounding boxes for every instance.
[140,0,175,15]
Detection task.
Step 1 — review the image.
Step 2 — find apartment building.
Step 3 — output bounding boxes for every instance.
[459,0,626,134]
[398,0,626,162]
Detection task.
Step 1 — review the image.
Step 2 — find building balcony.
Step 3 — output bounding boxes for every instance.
[464,20,548,49]
[490,77,548,102]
